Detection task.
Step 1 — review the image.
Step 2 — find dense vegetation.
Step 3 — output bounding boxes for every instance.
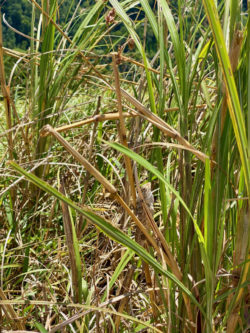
[1,0,91,48]
[1,0,156,51]
[0,0,249,332]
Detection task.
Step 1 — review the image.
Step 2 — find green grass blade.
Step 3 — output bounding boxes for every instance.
[204,158,213,266]
[72,0,104,45]
[204,158,214,332]
[202,0,249,196]
[101,249,134,303]
[158,0,185,98]
[58,176,82,304]
[34,322,48,333]
[140,0,158,37]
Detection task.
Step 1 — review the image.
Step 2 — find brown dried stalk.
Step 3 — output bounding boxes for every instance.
[78,96,102,236]
[45,112,137,134]
[112,54,136,208]
[0,287,25,330]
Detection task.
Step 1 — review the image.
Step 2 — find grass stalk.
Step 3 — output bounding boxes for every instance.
[112,54,136,208]
[48,112,137,134]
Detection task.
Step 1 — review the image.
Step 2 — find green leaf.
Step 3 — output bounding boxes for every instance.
[34,322,48,333]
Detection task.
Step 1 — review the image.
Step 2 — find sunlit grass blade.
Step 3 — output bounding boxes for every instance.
[158,0,185,96]
[72,0,104,45]
[202,0,249,197]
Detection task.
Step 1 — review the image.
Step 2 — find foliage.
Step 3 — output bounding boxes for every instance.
[0,0,249,332]
[0,0,84,49]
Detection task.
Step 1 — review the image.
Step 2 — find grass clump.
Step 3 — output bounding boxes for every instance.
[0,1,249,332]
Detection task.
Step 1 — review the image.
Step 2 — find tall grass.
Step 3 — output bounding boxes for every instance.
[0,0,249,332]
